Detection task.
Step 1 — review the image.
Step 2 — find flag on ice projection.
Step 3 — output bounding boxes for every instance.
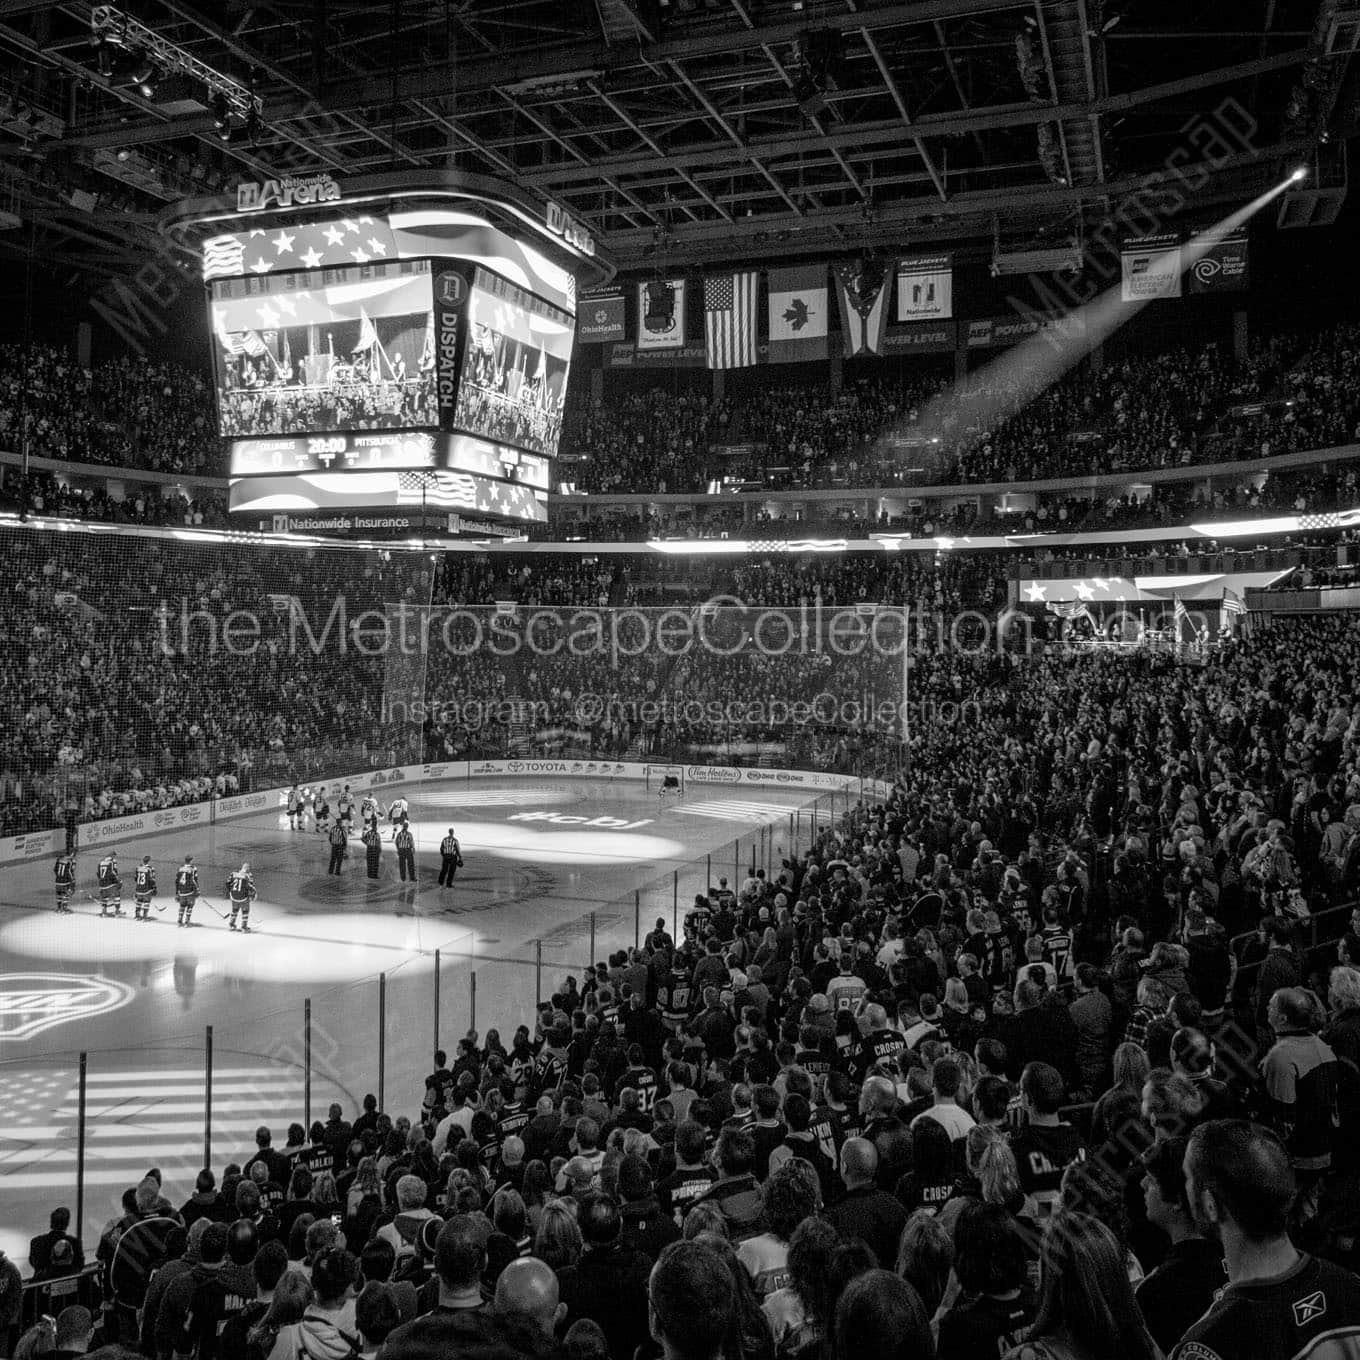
[767,266,828,363]
[834,260,891,356]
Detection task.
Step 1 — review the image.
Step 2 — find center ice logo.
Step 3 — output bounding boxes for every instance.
[508,812,654,830]
[0,973,135,1041]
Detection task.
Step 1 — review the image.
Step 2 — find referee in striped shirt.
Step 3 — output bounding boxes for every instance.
[438,828,462,887]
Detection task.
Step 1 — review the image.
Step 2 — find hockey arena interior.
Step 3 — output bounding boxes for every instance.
[6,4,1360,1360]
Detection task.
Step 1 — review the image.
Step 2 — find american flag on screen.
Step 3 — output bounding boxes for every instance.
[705,272,758,369]
[1297,509,1360,532]
[203,234,246,281]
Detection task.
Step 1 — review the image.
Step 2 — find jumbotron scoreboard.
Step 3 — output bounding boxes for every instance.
[161,170,614,536]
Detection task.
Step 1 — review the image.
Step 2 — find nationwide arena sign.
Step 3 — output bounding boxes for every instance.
[237,172,342,214]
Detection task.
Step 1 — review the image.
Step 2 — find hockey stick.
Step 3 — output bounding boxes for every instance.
[195,894,231,922]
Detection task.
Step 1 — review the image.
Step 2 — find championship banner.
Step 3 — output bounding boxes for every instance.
[576,292,625,343]
[636,278,687,350]
[1120,234,1182,301]
[895,254,953,321]
[767,266,828,363]
[1188,229,1249,294]
[834,260,891,357]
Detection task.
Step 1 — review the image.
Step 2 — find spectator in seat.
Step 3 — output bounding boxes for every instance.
[1013,1212,1160,1360]
[48,1307,92,1360]
[29,1208,84,1281]
[823,1137,906,1270]
[181,1169,228,1229]
[557,1192,652,1360]
[737,1159,820,1300]
[694,1128,762,1239]
[377,1176,439,1267]
[936,1200,1037,1360]
[1175,1120,1360,1358]
[264,1247,358,1360]
[830,1270,933,1360]
[761,1217,837,1358]
[647,1240,736,1360]
[1135,1136,1227,1355]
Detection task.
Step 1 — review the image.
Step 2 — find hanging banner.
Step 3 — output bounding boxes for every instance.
[607,341,707,368]
[767,266,829,363]
[636,278,687,350]
[895,254,953,320]
[576,292,626,342]
[1120,234,1182,301]
[884,321,956,353]
[834,260,891,357]
[1187,229,1249,293]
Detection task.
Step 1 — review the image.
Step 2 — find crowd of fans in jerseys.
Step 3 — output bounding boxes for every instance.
[11,610,1360,1359]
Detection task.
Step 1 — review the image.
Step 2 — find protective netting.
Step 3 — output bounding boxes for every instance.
[0,523,433,836]
[0,522,918,837]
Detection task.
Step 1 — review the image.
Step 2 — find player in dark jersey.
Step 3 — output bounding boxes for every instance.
[97,852,123,918]
[175,855,200,928]
[133,855,157,921]
[227,862,257,932]
[53,852,76,913]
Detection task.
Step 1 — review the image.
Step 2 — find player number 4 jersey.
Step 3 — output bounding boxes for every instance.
[176,865,199,895]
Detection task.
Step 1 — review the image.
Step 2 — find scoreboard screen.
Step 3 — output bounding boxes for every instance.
[452,267,573,459]
[211,259,438,438]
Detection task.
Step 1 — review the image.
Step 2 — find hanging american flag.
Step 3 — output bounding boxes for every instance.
[704,272,759,369]
[1222,588,1246,617]
[1296,509,1360,532]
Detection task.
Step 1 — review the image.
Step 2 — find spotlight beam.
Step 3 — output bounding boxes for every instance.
[891,172,1304,472]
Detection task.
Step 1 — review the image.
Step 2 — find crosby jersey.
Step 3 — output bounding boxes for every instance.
[97,856,119,887]
[175,864,199,896]
[134,864,156,895]
[227,870,255,903]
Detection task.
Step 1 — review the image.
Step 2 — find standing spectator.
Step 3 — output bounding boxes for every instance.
[646,1240,736,1360]
[829,1270,934,1360]
[556,1193,652,1360]
[1174,1120,1360,1358]
[822,1139,906,1270]
[936,1201,1037,1360]
[1135,1137,1227,1354]
[1005,1213,1160,1360]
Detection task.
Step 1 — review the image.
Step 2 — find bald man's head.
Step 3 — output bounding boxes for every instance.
[494,1256,564,1336]
[859,1075,896,1118]
[840,1136,879,1188]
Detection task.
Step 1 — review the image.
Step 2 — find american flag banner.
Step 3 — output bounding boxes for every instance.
[202,216,399,282]
[1222,588,1246,617]
[704,272,759,369]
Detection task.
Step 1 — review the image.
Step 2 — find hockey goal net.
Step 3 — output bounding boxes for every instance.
[645,764,686,794]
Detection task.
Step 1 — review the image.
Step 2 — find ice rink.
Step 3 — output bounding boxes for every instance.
[0,774,825,1260]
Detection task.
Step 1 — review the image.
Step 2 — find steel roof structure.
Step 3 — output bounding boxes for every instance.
[0,0,1351,281]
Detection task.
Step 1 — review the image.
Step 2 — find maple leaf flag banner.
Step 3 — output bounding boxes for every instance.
[704,271,759,369]
[767,266,828,363]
